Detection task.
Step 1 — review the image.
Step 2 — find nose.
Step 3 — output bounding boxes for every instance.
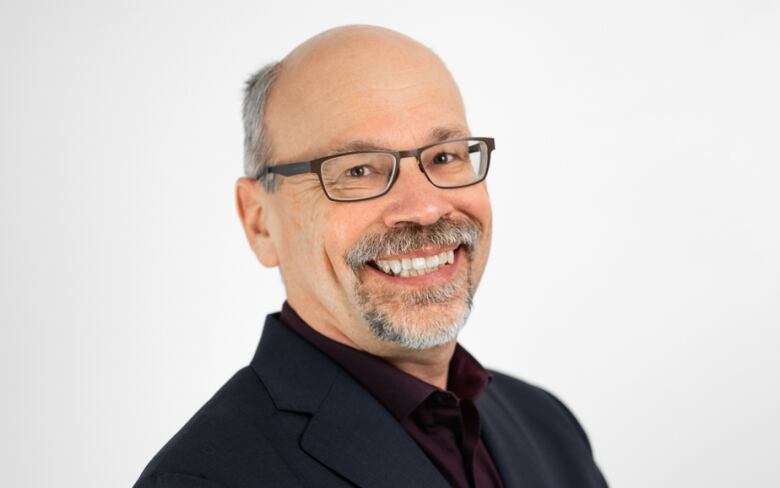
[381,156,454,228]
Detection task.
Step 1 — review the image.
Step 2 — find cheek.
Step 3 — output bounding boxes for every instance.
[459,184,493,233]
[459,186,493,280]
[321,206,379,278]
[273,197,327,280]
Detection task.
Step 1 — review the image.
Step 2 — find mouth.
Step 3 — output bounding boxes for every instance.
[367,246,459,279]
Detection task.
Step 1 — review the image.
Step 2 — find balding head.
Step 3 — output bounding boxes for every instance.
[243,25,467,187]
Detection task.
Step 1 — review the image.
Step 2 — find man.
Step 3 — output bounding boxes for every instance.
[135,25,607,488]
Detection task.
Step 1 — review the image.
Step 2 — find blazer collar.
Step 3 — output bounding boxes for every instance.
[251,314,449,488]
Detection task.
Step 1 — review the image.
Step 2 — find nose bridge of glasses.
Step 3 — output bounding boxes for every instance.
[396,148,426,174]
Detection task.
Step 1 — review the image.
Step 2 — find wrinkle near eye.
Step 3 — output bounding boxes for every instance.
[282,176,326,203]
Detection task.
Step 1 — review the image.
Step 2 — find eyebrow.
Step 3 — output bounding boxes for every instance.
[328,125,470,154]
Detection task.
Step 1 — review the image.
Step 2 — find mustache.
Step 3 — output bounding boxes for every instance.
[344,217,482,270]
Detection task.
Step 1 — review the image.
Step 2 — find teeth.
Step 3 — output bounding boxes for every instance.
[374,249,456,277]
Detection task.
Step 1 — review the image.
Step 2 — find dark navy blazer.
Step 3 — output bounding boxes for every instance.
[134,313,608,487]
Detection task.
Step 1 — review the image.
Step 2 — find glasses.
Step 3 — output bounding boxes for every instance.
[257,137,495,202]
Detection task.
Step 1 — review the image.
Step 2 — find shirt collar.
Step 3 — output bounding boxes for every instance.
[279,301,491,420]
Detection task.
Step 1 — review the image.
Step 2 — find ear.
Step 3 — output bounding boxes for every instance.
[235,177,279,267]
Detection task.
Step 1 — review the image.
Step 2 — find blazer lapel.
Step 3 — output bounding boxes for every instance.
[252,314,449,488]
[301,368,450,488]
[477,381,552,488]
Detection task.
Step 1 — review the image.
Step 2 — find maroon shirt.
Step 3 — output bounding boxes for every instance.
[280,303,504,488]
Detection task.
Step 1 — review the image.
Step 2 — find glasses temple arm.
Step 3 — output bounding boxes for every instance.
[257,161,313,179]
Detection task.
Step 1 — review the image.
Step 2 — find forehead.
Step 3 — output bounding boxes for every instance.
[329,125,471,155]
[264,31,468,161]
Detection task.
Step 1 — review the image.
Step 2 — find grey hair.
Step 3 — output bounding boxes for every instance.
[242,61,282,191]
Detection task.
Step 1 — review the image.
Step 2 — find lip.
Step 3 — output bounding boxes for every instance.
[374,245,459,262]
[367,246,462,286]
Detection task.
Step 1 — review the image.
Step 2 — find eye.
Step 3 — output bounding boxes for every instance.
[346,165,371,177]
[431,152,455,165]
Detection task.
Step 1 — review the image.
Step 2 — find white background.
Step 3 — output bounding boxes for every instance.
[1,1,778,486]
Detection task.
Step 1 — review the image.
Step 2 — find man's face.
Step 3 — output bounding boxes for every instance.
[254,28,492,356]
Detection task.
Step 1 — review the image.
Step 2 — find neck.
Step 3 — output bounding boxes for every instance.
[385,343,456,389]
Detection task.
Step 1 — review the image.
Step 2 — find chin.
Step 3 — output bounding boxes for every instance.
[355,280,474,350]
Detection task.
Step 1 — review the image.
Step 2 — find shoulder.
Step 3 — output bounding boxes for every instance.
[480,370,609,486]
[134,366,301,488]
[484,370,594,453]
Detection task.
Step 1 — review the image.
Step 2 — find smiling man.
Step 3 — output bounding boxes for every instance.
[135,26,607,488]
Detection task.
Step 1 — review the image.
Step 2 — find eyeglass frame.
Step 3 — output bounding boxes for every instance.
[255,136,496,202]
